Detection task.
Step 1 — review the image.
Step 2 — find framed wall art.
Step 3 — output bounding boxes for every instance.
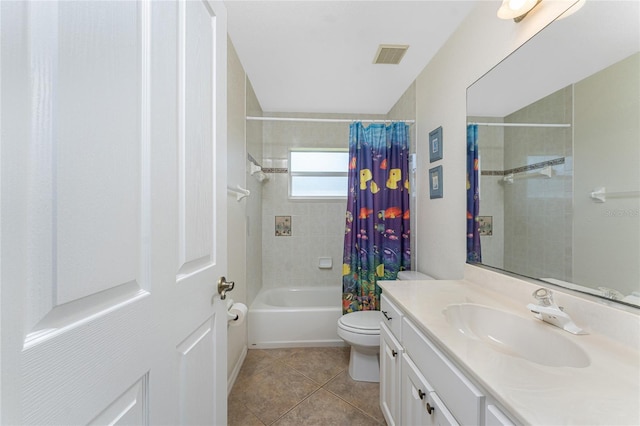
[429,165,443,199]
[429,126,443,162]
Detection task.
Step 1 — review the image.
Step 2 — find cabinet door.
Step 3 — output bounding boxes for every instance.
[402,354,459,426]
[380,323,403,426]
[402,354,430,426]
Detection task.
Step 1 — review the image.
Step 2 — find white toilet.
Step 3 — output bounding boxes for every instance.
[337,270,434,382]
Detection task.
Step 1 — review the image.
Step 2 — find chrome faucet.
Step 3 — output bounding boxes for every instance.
[527,288,588,335]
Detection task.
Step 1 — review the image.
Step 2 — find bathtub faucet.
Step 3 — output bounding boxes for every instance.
[526,288,588,335]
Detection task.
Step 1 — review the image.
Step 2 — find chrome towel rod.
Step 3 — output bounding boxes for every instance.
[469,122,571,128]
[246,116,415,124]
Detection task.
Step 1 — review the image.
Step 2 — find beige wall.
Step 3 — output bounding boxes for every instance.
[573,52,640,296]
[227,38,266,385]
[413,1,575,279]
[245,79,263,306]
[226,38,248,382]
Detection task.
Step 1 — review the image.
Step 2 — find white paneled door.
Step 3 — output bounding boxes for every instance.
[1,1,228,424]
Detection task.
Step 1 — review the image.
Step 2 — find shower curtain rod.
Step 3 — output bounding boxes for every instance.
[246,116,415,124]
[469,122,571,128]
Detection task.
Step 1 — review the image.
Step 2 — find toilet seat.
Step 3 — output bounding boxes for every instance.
[338,311,381,335]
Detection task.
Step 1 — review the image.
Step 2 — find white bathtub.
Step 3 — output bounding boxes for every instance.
[248,287,344,348]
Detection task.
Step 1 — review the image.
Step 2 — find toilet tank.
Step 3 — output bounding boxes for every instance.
[397,271,435,280]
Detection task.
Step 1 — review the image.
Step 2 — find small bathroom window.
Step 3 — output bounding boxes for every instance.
[289,149,348,199]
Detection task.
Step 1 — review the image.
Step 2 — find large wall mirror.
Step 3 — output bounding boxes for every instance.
[467,1,639,307]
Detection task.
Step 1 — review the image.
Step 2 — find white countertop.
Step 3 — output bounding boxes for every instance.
[379,278,640,425]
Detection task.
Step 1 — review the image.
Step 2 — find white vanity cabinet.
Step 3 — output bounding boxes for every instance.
[380,293,516,426]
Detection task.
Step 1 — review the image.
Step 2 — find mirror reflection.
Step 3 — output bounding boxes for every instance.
[466,1,640,307]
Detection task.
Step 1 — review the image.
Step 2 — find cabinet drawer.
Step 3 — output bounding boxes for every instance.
[380,294,403,340]
[402,317,484,425]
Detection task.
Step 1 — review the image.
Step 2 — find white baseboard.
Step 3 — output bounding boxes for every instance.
[227,344,248,396]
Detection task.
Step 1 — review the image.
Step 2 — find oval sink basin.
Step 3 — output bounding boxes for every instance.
[443,303,590,368]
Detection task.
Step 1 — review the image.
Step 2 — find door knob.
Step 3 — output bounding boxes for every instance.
[217,276,235,300]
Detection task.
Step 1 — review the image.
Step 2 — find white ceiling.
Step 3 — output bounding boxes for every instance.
[226,1,639,117]
[225,1,477,114]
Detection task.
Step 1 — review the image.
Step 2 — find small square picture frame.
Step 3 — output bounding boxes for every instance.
[429,126,443,163]
[429,165,443,199]
[275,215,291,236]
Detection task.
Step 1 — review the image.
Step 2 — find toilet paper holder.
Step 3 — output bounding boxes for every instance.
[225,298,248,326]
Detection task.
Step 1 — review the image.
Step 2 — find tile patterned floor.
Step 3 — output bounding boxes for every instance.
[228,347,386,425]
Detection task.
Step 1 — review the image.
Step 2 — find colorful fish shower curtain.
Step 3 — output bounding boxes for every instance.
[467,124,482,263]
[342,122,411,313]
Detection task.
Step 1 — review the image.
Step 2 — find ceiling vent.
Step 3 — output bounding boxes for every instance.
[373,44,409,65]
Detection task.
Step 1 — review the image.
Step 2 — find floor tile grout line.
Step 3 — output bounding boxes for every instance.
[284,363,348,388]
[266,387,324,426]
[321,382,386,425]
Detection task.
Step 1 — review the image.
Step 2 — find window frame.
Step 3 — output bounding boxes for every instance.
[288,148,349,201]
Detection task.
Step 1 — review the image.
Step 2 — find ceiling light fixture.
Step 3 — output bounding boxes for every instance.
[497,0,542,22]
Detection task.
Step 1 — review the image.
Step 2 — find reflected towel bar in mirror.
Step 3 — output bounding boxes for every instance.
[590,187,640,203]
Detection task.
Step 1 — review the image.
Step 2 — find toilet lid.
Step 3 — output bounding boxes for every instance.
[338,311,381,331]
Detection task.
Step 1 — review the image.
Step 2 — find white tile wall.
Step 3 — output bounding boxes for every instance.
[260,116,354,289]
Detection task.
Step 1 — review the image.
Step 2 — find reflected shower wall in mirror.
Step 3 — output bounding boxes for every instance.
[467,1,639,307]
[469,85,573,282]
